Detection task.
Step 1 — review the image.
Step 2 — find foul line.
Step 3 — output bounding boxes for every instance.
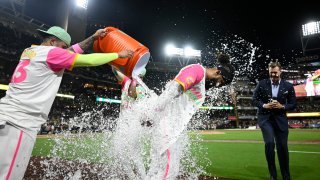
[198,140,320,145]
[289,150,320,154]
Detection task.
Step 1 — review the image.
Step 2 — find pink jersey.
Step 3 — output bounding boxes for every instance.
[174,64,206,106]
[0,45,77,130]
[174,64,205,91]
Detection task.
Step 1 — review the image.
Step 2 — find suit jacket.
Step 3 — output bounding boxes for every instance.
[252,79,297,131]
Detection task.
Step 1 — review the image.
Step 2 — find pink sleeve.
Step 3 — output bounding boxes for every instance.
[46,48,77,72]
[71,44,84,54]
[174,64,205,91]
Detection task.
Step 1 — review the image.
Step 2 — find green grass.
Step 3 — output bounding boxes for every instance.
[32,129,320,180]
[33,134,110,161]
[197,142,320,180]
[32,138,55,156]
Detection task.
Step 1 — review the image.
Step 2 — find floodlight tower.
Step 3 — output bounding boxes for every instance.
[55,0,88,43]
[55,0,71,30]
[68,0,88,43]
[301,21,320,55]
[7,0,26,17]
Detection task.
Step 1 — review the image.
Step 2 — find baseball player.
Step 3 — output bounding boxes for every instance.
[146,54,235,179]
[0,26,133,179]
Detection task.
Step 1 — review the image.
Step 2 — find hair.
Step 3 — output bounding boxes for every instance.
[217,64,235,85]
[41,34,59,43]
[268,61,282,69]
[217,53,230,64]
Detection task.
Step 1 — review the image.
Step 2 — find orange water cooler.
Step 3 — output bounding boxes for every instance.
[93,27,150,77]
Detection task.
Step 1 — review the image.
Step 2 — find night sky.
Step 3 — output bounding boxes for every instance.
[21,0,320,73]
[87,1,320,50]
[86,0,320,75]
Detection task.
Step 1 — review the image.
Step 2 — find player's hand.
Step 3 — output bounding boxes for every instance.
[118,50,134,58]
[93,29,107,39]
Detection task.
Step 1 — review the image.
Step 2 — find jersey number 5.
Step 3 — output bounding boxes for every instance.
[11,60,30,83]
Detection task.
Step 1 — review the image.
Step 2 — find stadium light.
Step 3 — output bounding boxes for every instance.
[56,94,75,99]
[96,97,121,104]
[165,44,201,57]
[96,96,234,110]
[165,44,184,56]
[287,112,320,117]
[302,21,320,36]
[0,84,9,90]
[199,106,234,110]
[76,0,88,9]
[184,46,201,57]
[0,84,74,99]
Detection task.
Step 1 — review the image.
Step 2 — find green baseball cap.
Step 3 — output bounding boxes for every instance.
[37,26,71,46]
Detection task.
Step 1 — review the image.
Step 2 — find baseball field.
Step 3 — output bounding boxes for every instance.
[26,129,320,179]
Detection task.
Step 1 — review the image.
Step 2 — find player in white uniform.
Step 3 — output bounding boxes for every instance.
[146,54,235,179]
[0,26,133,179]
[112,66,148,112]
[110,66,150,179]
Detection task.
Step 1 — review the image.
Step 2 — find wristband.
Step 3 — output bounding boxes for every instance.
[121,76,130,89]
[72,43,84,54]
[131,79,137,87]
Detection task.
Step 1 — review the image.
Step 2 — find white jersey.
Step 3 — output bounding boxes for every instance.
[153,64,206,154]
[120,77,147,112]
[0,45,76,131]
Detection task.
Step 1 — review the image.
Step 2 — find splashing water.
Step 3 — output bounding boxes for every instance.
[107,79,211,179]
[203,32,261,79]
[32,32,267,180]
[34,79,212,179]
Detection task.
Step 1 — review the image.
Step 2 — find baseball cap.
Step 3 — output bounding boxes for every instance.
[217,64,235,85]
[37,26,71,46]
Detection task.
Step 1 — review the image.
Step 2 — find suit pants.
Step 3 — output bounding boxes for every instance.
[260,117,290,180]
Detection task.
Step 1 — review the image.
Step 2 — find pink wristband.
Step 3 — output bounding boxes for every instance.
[71,43,84,54]
[121,76,130,89]
[131,79,137,87]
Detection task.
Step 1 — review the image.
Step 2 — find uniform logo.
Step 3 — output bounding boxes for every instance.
[20,49,36,60]
[185,76,195,85]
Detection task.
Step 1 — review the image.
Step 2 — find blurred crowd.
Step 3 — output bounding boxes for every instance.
[0,20,319,133]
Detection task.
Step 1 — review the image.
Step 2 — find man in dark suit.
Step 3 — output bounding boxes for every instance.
[252,62,296,180]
